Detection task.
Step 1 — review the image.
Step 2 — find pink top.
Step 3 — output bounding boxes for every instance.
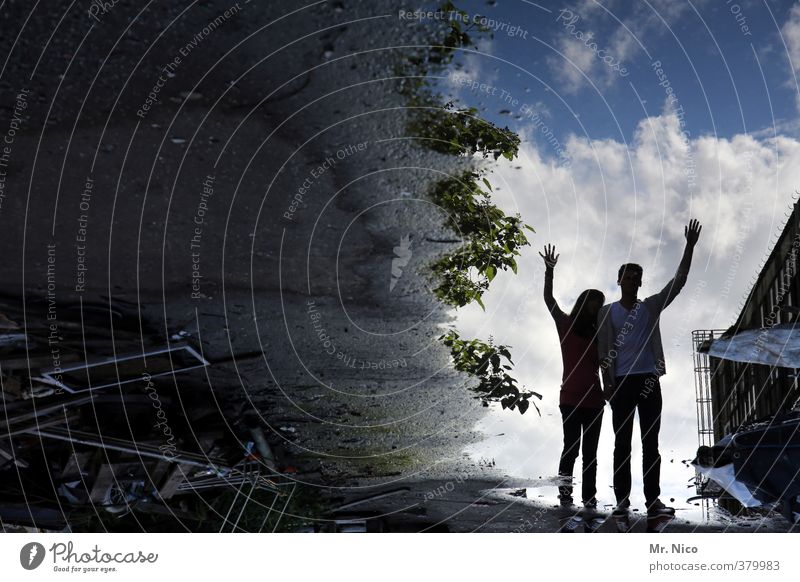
[552,311,604,409]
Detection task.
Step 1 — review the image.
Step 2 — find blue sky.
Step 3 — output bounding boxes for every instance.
[438,0,800,144]
[423,0,800,516]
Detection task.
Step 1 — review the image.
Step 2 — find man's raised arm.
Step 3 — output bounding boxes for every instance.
[655,219,702,309]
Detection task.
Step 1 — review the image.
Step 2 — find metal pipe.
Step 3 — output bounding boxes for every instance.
[31,428,224,469]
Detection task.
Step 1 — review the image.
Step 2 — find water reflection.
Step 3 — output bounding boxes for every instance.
[466,409,795,531]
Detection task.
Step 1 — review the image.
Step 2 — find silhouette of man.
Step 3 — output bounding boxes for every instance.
[597,219,702,517]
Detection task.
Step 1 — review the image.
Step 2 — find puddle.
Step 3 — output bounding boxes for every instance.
[488,484,797,532]
[465,409,797,531]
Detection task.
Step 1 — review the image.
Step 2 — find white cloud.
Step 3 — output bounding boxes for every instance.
[608,24,636,64]
[457,107,800,507]
[552,34,603,94]
[548,0,697,94]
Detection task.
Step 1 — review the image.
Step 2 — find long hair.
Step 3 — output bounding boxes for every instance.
[568,289,605,339]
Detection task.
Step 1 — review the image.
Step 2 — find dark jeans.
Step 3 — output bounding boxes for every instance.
[558,404,604,503]
[610,373,662,506]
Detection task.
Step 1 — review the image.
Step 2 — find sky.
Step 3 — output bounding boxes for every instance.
[428,0,800,512]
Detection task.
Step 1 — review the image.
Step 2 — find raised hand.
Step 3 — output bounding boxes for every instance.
[685,219,702,247]
[539,244,559,269]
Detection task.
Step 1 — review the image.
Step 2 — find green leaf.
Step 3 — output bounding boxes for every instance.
[486,264,496,281]
[475,295,485,311]
[482,177,493,191]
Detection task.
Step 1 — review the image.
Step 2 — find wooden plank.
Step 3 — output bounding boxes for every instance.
[0,446,28,468]
[59,451,93,480]
[88,463,142,503]
[89,464,117,503]
[157,464,194,500]
[0,375,23,398]
[148,459,172,486]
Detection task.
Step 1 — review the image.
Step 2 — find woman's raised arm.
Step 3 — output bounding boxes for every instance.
[539,244,563,319]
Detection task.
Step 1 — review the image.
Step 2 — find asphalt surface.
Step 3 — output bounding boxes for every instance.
[0,0,502,531]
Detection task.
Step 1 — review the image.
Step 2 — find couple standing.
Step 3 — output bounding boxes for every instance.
[541,219,702,519]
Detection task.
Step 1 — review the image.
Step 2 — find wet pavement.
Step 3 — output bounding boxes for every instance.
[0,0,499,531]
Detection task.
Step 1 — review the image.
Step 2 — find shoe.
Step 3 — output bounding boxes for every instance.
[647,499,675,516]
[612,498,630,515]
[557,479,573,506]
[611,500,632,532]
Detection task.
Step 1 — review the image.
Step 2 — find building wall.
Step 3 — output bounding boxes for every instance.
[708,203,800,440]
[710,358,797,439]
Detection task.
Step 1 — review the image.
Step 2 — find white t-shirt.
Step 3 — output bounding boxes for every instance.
[610,301,658,376]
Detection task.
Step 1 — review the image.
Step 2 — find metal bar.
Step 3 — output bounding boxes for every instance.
[271,482,296,532]
[176,473,283,495]
[39,344,209,394]
[219,477,248,533]
[328,487,411,513]
[30,427,226,469]
[178,478,251,489]
[258,491,282,533]
[232,474,259,532]
[0,395,95,428]
[1,414,79,439]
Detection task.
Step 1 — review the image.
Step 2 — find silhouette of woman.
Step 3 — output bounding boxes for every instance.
[540,244,605,508]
